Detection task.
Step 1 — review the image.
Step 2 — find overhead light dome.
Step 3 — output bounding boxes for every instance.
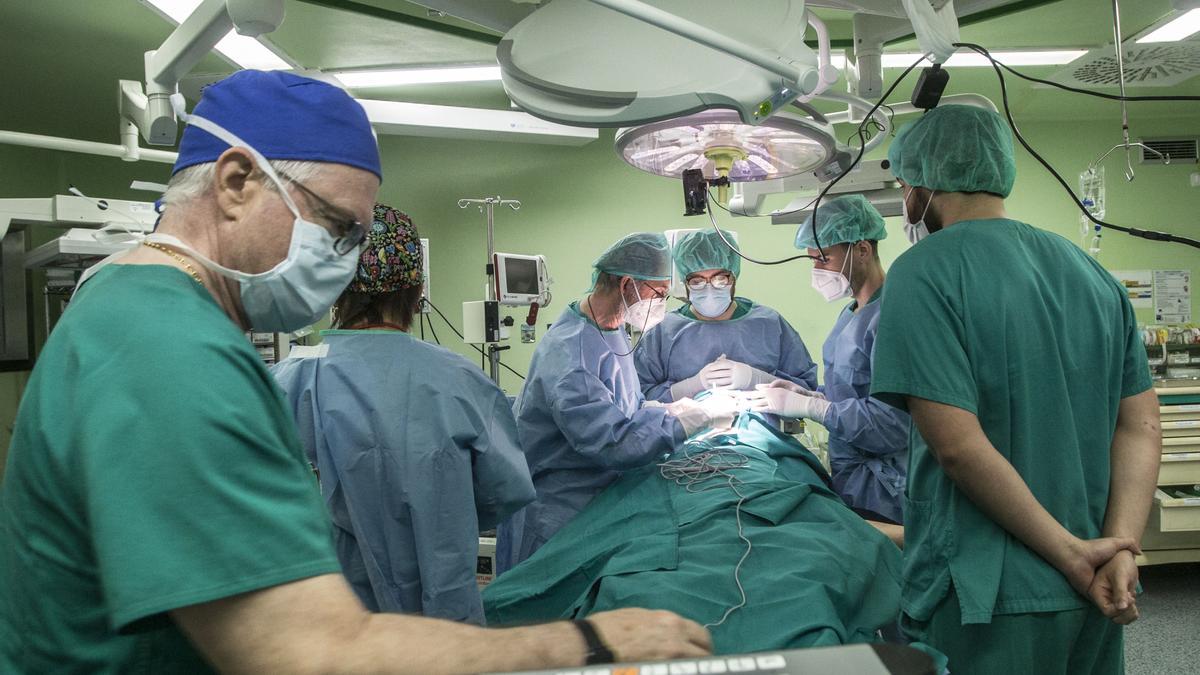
[498,0,820,127]
[615,109,836,185]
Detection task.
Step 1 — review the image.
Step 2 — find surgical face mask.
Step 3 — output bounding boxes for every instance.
[902,187,935,245]
[145,98,361,332]
[810,246,853,302]
[689,286,732,318]
[622,283,667,332]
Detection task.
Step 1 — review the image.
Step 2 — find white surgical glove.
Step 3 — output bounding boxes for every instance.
[668,397,736,437]
[765,379,826,400]
[699,354,775,391]
[669,375,705,401]
[642,400,667,409]
[748,384,831,422]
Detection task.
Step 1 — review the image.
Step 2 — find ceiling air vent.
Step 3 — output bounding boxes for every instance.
[1140,138,1199,164]
[1050,43,1200,88]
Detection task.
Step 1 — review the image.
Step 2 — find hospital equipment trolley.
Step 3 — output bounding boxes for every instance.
[1137,381,1200,565]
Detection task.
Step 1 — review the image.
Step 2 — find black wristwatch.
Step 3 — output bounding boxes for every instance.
[573,619,615,665]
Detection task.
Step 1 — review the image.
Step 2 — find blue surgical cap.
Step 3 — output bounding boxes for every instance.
[173,70,381,180]
[795,195,887,249]
[886,105,1015,197]
[593,232,672,282]
[673,228,741,278]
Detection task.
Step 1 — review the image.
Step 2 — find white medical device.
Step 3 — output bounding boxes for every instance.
[493,252,550,307]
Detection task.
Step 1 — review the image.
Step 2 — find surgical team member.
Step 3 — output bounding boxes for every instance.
[0,71,710,673]
[752,196,910,525]
[497,233,733,572]
[271,204,535,625]
[635,228,818,401]
[870,105,1160,674]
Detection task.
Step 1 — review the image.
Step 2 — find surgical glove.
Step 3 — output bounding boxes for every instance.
[669,375,706,401]
[669,399,735,437]
[699,355,775,391]
[642,400,667,409]
[748,385,831,422]
[765,379,826,400]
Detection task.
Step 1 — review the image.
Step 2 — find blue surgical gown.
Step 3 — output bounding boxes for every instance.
[496,303,684,573]
[634,298,819,402]
[821,291,910,524]
[271,330,536,624]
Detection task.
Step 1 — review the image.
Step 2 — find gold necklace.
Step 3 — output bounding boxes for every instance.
[142,241,204,286]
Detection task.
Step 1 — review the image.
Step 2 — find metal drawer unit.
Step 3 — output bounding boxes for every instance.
[1138,386,1200,565]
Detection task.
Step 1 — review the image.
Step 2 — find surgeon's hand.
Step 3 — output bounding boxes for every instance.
[586,608,712,662]
[699,355,774,391]
[765,379,826,400]
[747,385,831,423]
[668,397,735,436]
[1087,550,1140,624]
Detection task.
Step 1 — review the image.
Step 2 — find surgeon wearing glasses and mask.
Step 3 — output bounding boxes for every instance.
[0,71,713,673]
[497,232,734,573]
[634,228,818,405]
[750,196,910,527]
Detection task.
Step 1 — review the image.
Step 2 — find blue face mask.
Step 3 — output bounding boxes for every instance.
[144,99,360,332]
[689,286,733,318]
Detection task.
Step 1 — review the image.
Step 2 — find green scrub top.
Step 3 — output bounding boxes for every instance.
[870,219,1151,625]
[0,265,340,673]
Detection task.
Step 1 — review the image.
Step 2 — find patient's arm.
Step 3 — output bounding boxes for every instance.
[867,521,903,549]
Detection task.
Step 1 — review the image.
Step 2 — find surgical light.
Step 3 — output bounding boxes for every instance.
[615,109,836,204]
[333,65,503,89]
[498,0,822,127]
[142,0,292,70]
[1137,9,1200,43]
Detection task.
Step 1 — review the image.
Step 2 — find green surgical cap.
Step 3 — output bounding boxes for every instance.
[672,228,741,278]
[886,105,1016,198]
[795,195,887,249]
[592,232,672,281]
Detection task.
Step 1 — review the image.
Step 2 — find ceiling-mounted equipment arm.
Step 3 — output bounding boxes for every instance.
[586,0,820,95]
[120,0,284,147]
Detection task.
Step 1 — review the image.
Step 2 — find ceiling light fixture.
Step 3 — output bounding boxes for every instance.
[141,0,292,71]
[332,65,502,89]
[1137,8,1200,43]
[832,49,1086,70]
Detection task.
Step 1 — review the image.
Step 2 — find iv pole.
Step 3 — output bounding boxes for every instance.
[458,195,521,385]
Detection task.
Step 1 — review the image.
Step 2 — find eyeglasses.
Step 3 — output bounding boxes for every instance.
[275,168,367,256]
[686,272,734,291]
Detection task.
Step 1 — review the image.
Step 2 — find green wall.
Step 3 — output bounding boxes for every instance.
[2,112,1198,476]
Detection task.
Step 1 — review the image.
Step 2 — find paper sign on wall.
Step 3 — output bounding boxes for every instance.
[1111,270,1153,308]
[1154,270,1191,323]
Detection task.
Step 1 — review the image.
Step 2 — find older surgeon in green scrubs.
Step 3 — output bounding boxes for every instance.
[0,70,708,674]
[870,104,1161,675]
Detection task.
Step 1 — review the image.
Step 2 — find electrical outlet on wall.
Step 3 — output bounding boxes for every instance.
[1190,172,1200,188]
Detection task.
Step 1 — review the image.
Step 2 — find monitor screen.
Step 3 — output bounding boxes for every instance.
[504,257,540,295]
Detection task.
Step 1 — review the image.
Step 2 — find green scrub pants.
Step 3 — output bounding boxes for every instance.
[902,589,1124,675]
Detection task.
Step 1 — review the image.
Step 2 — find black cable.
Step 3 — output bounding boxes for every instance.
[705,53,928,266]
[425,311,441,346]
[970,43,1200,249]
[419,302,426,341]
[424,298,527,380]
[955,42,1200,102]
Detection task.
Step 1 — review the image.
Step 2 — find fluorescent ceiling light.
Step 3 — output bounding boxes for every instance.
[1137,8,1200,43]
[831,49,1086,71]
[882,50,1089,67]
[144,0,292,70]
[332,66,503,89]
